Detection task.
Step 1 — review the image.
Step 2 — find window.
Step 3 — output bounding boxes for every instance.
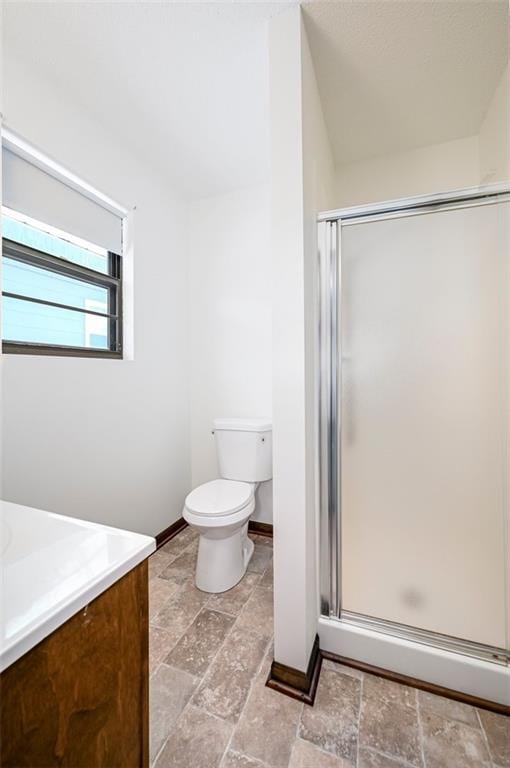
[1,141,125,358]
[2,210,122,356]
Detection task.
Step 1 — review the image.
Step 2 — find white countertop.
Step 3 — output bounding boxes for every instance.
[0,500,155,672]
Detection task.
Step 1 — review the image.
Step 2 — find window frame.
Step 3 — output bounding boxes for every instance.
[2,237,123,359]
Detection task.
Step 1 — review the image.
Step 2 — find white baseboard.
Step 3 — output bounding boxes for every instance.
[319,616,510,707]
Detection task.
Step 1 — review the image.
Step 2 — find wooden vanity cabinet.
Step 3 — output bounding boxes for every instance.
[0,561,149,768]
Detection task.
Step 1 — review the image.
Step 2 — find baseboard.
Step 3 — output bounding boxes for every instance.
[157,519,270,548]
[319,616,509,714]
[266,634,321,705]
[322,651,509,717]
[248,521,273,538]
[155,517,188,549]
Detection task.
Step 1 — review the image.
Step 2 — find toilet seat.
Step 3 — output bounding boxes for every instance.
[184,479,254,518]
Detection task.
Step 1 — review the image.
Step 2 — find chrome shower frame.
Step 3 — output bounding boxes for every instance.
[317,182,510,665]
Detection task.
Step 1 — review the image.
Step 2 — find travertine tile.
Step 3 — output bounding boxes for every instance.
[363,673,416,708]
[206,571,261,616]
[150,625,180,671]
[221,750,271,768]
[151,580,210,647]
[418,689,479,727]
[249,534,273,548]
[289,738,353,767]
[154,705,232,768]
[149,526,499,768]
[477,709,510,767]
[299,667,360,763]
[420,709,490,768]
[358,747,415,767]
[159,549,197,586]
[160,525,198,557]
[149,577,182,621]
[164,608,235,677]
[184,536,199,555]
[149,663,198,762]
[258,563,273,590]
[359,696,422,766]
[234,587,274,638]
[193,627,268,722]
[322,659,363,680]
[247,543,273,574]
[230,666,303,767]
[149,550,176,580]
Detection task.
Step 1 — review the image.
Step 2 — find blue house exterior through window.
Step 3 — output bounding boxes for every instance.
[2,209,122,356]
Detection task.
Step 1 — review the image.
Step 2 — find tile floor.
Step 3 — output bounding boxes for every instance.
[149,527,509,768]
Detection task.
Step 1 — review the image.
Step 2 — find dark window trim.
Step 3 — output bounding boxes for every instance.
[2,238,123,358]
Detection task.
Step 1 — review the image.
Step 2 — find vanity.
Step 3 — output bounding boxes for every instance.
[0,501,155,768]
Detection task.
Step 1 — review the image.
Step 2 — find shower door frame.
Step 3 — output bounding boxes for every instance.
[317,182,510,667]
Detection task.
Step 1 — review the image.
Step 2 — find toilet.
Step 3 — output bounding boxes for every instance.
[183,418,272,593]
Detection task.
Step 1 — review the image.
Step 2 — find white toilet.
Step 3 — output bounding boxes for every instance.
[183,418,272,593]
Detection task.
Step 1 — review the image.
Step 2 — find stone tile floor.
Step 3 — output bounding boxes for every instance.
[149,527,509,768]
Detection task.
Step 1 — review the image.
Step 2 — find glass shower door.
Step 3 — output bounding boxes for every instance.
[332,197,509,652]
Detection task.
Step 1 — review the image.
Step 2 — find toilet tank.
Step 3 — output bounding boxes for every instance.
[213,418,272,482]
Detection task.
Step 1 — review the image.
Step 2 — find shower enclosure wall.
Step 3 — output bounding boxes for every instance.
[318,184,510,706]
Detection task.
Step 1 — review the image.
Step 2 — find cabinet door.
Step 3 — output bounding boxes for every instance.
[1,562,149,768]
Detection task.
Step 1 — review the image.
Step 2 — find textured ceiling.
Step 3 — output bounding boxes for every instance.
[303,0,509,165]
[2,1,291,199]
[3,1,508,197]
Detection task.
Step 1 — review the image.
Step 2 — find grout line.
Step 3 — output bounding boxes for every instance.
[151,660,211,766]
[415,687,427,768]
[221,749,270,768]
[418,701,491,735]
[187,615,241,700]
[361,747,419,768]
[355,671,364,768]
[287,661,305,768]
[217,634,275,767]
[476,707,495,767]
[150,530,204,766]
[150,529,275,768]
[151,595,204,640]
[204,575,262,618]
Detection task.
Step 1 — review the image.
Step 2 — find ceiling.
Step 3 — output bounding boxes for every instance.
[3,1,509,198]
[2,1,290,200]
[303,0,509,166]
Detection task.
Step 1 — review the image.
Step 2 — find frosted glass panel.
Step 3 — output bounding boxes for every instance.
[341,202,509,648]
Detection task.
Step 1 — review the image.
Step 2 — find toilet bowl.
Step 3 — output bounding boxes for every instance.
[183,479,256,592]
[183,418,272,593]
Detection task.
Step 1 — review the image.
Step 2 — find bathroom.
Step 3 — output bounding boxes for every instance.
[0,1,509,767]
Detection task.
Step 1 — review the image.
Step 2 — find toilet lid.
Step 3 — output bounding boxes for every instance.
[185,479,254,517]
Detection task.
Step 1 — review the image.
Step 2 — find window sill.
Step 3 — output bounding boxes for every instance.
[2,342,123,359]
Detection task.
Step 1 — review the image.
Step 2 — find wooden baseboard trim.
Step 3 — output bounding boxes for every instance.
[155,517,188,549]
[266,634,321,705]
[248,521,273,538]
[266,641,509,715]
[322,651,509,717]
[157,518,270,549]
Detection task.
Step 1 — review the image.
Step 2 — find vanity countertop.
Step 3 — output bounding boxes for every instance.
[0,500,155,672]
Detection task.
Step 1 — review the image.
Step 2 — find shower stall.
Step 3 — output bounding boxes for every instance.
[318,184,510,703]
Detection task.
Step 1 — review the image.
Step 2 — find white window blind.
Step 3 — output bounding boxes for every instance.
[2,148,123,254]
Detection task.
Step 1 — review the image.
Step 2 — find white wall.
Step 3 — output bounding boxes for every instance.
[333,135,480,208]
[269,5,335,672]
[479,63,510,184]
[331,65,509,212]
[1,52,191,536]
[188,184,272,522]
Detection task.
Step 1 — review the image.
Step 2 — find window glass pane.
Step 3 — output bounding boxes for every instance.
[2,296,109,350]
[2,213,109,274]
[3,257,108,314]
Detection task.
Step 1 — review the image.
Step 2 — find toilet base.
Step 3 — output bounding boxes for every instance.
[195,522,254,593]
